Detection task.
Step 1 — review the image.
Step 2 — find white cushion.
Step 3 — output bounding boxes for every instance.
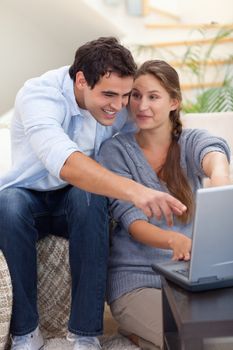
[181,112,233,152]
[0,109,13,129]
[0,129,11,174]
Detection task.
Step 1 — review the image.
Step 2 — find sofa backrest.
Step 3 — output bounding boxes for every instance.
[181,112,233,153]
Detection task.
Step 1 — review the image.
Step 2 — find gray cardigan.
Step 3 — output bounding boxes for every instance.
[98,129,230,304]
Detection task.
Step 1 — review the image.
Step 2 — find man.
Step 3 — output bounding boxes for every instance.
[0,37,186,350]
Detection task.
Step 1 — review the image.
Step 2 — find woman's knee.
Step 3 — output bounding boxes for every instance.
[110,288,163,349]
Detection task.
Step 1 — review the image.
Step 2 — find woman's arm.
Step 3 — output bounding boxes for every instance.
[129,220,192,261]
[202,151,231,187]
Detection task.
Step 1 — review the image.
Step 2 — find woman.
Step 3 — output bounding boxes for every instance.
[98,60,231,349]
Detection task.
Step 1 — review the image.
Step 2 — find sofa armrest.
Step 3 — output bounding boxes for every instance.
[0,250,12,350]
[37,235,71,338]
[0,235,71,349]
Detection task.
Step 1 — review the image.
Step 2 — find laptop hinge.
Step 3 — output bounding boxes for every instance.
[197,276,219,283]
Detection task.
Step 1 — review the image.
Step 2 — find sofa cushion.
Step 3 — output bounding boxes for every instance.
[0,128,11,174]
[181,112,233,153]
[182,112,233,183]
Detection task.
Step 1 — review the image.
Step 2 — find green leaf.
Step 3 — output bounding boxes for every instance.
[183,85,233,113]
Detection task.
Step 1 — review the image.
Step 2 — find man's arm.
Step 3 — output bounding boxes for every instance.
[60,151,186,225]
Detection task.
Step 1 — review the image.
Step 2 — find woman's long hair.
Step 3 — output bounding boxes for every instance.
[135,60,194,223]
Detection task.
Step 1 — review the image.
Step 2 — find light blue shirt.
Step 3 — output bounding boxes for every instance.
[0,66,134,191]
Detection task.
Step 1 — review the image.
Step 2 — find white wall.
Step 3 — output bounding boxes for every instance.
[0,0,122,115]
[1,0,232,115]
[151,0,233,23]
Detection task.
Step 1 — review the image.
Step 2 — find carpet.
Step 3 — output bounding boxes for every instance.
[44,335,233,350]
[45,334,140,349]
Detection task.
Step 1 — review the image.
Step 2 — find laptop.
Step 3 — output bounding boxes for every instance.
[152,184,233,292]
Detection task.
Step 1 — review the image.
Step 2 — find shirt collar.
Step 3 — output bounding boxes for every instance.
[63,68,83,117]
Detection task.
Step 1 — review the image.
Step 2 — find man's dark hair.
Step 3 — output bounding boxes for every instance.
[69,37,137,88]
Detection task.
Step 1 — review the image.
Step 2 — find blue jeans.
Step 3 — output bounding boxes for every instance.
[0,186,109,336]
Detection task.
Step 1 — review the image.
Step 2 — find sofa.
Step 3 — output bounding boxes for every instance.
[0,111,233,350]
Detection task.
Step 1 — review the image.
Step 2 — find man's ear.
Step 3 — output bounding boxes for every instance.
[75,71,87,89]
[170,98,180,111]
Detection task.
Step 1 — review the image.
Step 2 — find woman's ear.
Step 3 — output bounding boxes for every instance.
[75,71,87,89]
[170,98,180,111]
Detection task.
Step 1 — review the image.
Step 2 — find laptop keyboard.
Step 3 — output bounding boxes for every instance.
[175,268,189,277]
